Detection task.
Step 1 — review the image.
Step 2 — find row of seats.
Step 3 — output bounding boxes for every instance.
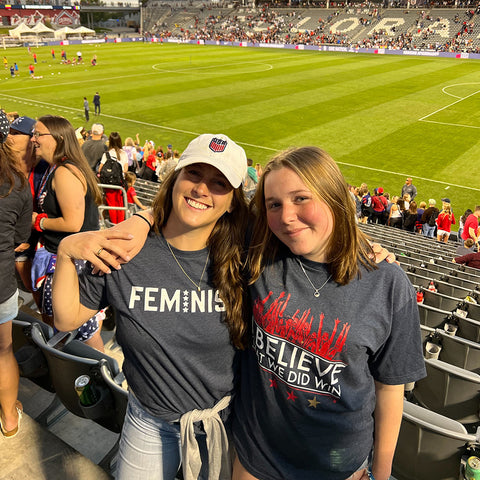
[358,225,480,479]
[12,310,128,474]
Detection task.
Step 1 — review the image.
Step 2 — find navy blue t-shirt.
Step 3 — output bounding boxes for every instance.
[233,254,426,480]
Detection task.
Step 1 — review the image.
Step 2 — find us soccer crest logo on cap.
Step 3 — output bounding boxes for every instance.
[209,137,227,153]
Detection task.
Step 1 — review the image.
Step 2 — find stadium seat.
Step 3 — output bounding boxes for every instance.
[417,303,450,330]
[30,323,127,433]
[413,358,480,424]
[422,327,480,373]
[392,400,478,480]
[421,288,463,312]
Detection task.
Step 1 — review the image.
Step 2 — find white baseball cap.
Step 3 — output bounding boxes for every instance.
[175,134,247,188]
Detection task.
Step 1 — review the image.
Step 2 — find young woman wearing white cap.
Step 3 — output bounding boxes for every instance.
[53,134,250,480]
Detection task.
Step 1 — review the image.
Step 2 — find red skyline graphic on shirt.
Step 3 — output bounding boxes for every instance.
[253,291,350,361]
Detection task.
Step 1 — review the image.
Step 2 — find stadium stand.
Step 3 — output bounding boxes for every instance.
[140,4,480,53]
[393,400,479,480]
[413,357,480,425]
[421,325,480,373]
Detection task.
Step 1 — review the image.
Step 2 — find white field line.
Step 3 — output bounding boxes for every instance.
[2,93,479,193]
[419,88,480,122]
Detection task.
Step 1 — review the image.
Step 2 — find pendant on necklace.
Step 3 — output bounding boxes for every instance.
[314,290,321,298]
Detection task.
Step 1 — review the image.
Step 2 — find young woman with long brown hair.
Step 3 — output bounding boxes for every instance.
[52,134,249,479]
[232,146,425,480]
[0,111,32,438]
[30,115,103,349]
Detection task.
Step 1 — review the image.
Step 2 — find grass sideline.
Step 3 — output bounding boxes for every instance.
[2,41,480,228]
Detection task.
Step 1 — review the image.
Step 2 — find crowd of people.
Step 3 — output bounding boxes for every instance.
[349,176,480,249]
[144,4,480,54]
[1,105,479,480]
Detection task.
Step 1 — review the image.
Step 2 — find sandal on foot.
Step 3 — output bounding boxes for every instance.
[0,402,23,438]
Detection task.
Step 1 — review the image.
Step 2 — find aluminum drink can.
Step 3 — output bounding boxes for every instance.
[466,456,480,480]
[75,375,98,406]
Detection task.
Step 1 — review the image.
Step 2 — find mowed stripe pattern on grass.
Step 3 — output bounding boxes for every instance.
[2,42,480,219]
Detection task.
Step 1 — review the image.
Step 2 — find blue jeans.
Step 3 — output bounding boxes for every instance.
[422,223,436,238]
[0,290,18,325]
[116,393,208,480]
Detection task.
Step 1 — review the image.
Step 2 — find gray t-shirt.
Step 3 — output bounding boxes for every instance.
[233,253,426,480]
[81,139,107,170]
[78,233,237,421]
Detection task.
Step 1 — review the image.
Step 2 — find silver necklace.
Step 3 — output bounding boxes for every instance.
[166,240,209,291]
[297,258,332,298]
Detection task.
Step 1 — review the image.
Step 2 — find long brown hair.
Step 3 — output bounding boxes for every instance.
[151,169,250,349]
[0,137,27,197]
[108,131,123,160]
[248,146,376,286]
[38,115,102,204]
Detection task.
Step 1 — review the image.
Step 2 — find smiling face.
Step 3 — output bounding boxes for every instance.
[31,121,57,164]
[264,166,334,263]
[165,163,234,244]
[9,129,34,166]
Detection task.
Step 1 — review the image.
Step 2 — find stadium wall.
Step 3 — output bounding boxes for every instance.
[19,36,480,60]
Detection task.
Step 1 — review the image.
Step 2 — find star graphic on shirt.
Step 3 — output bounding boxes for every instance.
[269,378,277,388]
[308,396,320,408]
[287,390,297,402]
[183,301,189,307]
[183,307,189,312]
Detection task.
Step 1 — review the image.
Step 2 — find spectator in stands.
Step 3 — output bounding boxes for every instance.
[415,200,426,233]
[10,116,48,309]
[165,144,174,159]
[98,131,128,224]
[401,177,417,201]
[123,137,138,173]
[461,205,480,247]
[81,123,107,171]
[157,147,179,183]
[403,201,418,232]
[255,163,263,178]
[0,112,32,439]
[388,195,403,229]
[52,133,250,480]
[30,115,104,351]
[351,185,362,220]
[243,158,258,201]
[371,187,387,224]
[458,208,473,243]
[142,141,158,182]
[436,199,455,243]
[453,250,480,270]
[359,183,373,224]
[420,199,439,238]
[125,171,148,214]
[456,238,475,256]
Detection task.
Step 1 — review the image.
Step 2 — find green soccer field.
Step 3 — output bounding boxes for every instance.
[2,42,480,226]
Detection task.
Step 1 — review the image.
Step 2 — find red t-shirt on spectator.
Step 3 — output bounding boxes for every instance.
[462,214,479,241]
[436,212,455,232]
[127,186,136,205]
